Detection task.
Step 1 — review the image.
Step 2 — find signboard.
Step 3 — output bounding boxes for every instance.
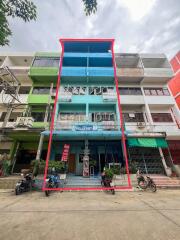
[83,155,89,177]
[61,144,70,162]
[74,125,97,131]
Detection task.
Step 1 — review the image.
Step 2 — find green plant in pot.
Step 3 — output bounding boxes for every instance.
[1,153,12,176]
[111,165,120,175]
[105,168,114,179]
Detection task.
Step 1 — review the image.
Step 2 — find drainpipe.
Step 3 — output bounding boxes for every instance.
[86,103,89,122]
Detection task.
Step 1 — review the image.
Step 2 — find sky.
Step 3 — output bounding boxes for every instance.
[0,0,180,59]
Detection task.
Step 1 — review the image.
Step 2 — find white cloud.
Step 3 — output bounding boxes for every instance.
[0,0,179,59]
[117,0,156,21]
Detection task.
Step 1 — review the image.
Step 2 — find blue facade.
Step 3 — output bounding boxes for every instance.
[45,41,124,175]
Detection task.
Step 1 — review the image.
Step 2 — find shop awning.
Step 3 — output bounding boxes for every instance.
[128,138,168,148]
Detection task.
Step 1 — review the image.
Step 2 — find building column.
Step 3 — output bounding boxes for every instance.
[159,147,172,176]
[141,86,153,130]
[116,103,121,131]
[11,141,20,173]
[86,103,89,122]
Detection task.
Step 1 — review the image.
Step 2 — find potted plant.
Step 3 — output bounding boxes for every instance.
[1,153,12,176]
[105,168,114,180]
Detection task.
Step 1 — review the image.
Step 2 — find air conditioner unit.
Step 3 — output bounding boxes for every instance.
[137,122,146,128]
[129,113,135,118]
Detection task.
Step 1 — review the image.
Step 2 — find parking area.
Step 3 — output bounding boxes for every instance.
[0,190,180,240]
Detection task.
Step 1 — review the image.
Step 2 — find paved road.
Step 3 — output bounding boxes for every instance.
[0,190,180,240]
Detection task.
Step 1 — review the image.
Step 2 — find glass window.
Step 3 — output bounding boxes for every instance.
[18,87,31,94]
[151,113,173,122]
[32,87,50,94]
[150,89,157,95]
[144,88,170,96]
[123,113,144,122]
[163,88,170,96]
[92,112,115,122]
[9,112,22,122]
[119,88,142,95]
[31,112,45,122]
[131,88,142,95]
[119,88,129,95]
[0,112,6,121]
[144,89,151,95]
[157,88,163,96]
[32,57,60,67]
[62,86,86,95]
[59,113,85,122]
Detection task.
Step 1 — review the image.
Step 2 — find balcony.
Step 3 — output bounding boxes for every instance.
[47,121,121,140]
[140,54,173,83]
[125,122,152,135]
[29,67,59,83]
[63,52,112,58]
[29,54,60,83]
[14,117,34,128]
[61,67,114,77]
[0,93,28,105]
[116,68,144,82]
[120,95,144,105]
[142,68,173,83]
[152,123,180,139]
[145,95,175,106]
[32,122,49,129]
[55,121,118,131]
[115,53,143,83]
[0,117,34,129]
[8,66,29,75]
[28,94,51,104]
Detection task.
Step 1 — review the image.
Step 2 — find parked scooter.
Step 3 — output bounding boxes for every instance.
[45,170,60,197]
[101,172,115,195]
[136,169,157,192]
[15,173,33,195]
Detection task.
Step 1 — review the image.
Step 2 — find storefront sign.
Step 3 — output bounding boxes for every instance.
[61,144,70,162]
[74,125,97,131]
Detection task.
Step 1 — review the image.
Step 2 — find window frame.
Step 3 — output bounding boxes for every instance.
[151,113,173,123]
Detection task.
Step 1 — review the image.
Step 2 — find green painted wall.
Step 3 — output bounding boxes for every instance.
[28,94,49,104]
[32,122,49,128]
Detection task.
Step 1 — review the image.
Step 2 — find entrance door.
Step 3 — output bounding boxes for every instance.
[68,154,76,173]
[100,154,105,173]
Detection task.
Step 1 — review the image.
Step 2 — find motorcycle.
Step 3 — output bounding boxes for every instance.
[15,173,33,195]
[101,175,115,195]
[45,171,60,197]
[136,170,157,192]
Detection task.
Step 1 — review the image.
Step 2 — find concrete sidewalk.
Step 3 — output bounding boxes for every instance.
[0,190,180,240]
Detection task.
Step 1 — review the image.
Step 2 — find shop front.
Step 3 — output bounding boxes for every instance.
[127,137,170,175]
[49,140,124,176]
